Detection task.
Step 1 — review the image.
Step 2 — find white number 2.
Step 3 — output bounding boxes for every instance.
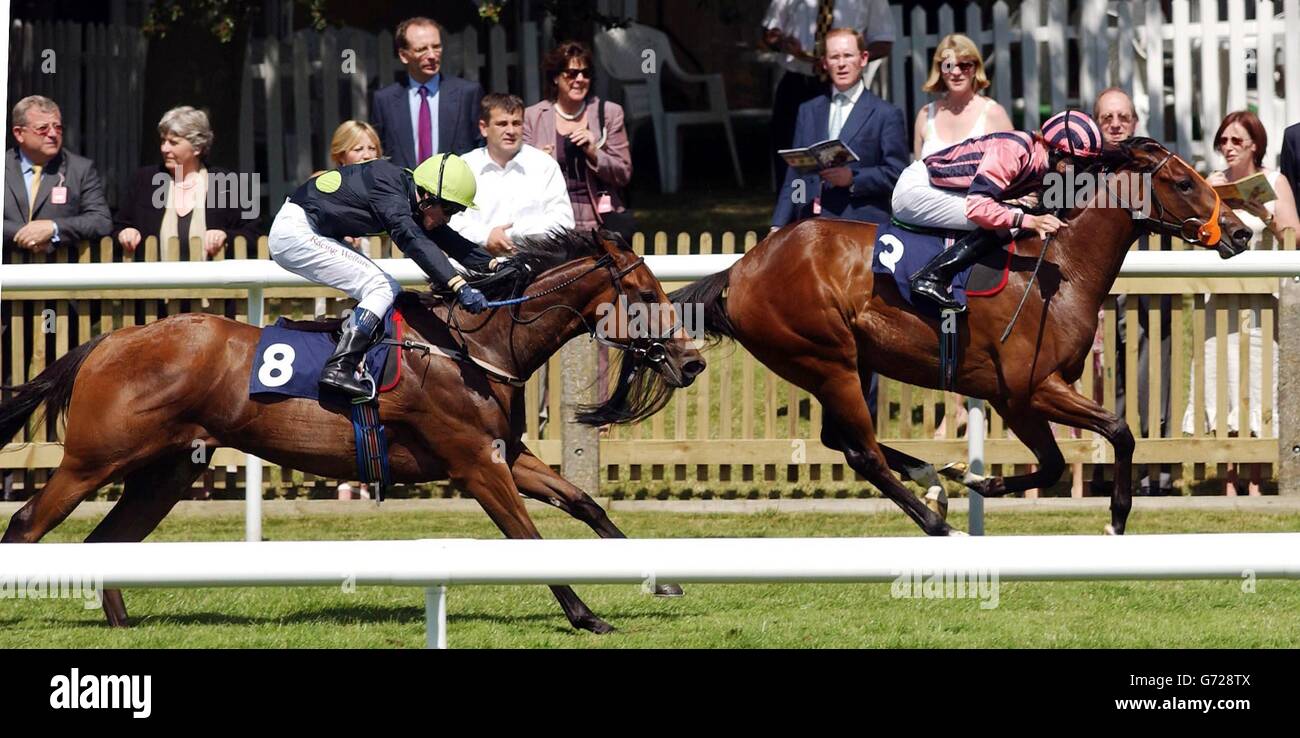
[258,343,296,387]
[878,234,905,273]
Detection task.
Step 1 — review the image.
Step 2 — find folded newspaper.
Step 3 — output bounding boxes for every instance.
[779,139,859,173]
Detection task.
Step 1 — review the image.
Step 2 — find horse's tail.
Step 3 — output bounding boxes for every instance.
[0,333,108,446]
[669,267,736,343]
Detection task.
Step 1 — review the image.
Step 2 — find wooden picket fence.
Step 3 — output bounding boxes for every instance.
[2,228,1295,500]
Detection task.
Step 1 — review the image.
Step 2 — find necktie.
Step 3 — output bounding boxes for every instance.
[28,164,42,219]
[830,94,848,138]
[417,85,433,164]
[814,0,836,60]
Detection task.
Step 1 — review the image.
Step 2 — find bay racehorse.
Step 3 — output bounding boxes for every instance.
[0,230,704,634]
[660,138,1250,536]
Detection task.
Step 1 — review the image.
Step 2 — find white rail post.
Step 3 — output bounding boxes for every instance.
[426,585,447,649]
[967,397,986,536]
[245,285,264,542]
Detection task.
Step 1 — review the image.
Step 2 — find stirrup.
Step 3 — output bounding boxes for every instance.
[350,368,377,405]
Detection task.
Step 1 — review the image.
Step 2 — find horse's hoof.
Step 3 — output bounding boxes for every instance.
[1104,524,1118,536]
[578,617,616,635]
[652,583,685,598]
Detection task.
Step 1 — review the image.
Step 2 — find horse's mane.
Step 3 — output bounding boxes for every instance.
[402,228,631,311]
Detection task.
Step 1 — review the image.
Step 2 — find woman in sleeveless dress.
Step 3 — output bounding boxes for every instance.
[1182,111,1299,495]
[892,34,1011,440]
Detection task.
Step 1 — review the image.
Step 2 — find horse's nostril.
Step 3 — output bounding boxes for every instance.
[682,360,706,378]
[1233,228,1252,245]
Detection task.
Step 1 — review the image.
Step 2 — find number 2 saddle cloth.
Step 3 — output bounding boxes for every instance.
[870,220,1015,317]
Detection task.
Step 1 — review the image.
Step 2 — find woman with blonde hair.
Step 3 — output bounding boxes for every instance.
[911,33,1012,159]
[893,34,1011,440]
[329,120,382,167]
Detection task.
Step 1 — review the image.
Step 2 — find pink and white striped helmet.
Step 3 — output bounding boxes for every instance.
[1041,110,1103,158]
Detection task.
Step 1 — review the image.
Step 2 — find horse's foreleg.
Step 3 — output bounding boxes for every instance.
[972,407,1067,497]
[454,456,615,634]
[1029,375,1135,534]
[85,452,210,626]
[509,447,684,598]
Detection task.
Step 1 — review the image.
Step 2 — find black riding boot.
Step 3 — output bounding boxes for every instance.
[909,229,1003,313]
[320,308,382,402]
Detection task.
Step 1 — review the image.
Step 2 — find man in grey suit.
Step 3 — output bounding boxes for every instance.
[4,95,111,258]
[370,16,485,169]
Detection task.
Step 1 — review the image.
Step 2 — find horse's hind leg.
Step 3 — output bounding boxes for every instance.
[510,447,684,598]
[1,456,119,544]
[819,375,957,536]
[85,452,209,626]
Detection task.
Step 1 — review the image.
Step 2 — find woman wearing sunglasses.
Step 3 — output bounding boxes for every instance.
[894,34,1011,439]
[267,154,496,400]
[1182,111,1299,494]
[523,41,633,237]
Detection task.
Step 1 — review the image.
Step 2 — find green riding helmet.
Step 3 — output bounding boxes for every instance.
[410,153,478,211]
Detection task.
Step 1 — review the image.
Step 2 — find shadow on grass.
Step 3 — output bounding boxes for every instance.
[12,603,690,633]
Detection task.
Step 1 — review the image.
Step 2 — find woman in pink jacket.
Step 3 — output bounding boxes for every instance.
[523,41,633,235]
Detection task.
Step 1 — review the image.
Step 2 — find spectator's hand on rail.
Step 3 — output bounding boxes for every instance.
[15,220,55,251]
[203,229,228,258]
[118,227,143,253]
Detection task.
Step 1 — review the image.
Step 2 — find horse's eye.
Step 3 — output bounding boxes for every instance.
[1176,179,1193,193]
[639,290,658,303]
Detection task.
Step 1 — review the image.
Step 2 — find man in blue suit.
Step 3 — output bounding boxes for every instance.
[371,17,485,168]
[771,28,907,229]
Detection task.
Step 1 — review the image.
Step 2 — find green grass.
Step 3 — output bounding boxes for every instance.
[3,507,1297,648]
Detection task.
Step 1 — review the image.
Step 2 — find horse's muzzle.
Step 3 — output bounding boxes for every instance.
[1218,226,1252,258]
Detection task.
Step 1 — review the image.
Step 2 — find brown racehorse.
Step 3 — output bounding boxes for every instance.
[662,138,1251,536]
[0,231,705,634]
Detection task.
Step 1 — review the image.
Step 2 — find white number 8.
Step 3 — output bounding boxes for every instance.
[258,343,296,387]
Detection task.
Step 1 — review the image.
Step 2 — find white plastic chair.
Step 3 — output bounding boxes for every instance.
[594,22,745,193]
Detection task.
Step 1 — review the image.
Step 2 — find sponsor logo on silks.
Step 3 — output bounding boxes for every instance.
[49,668,152,719]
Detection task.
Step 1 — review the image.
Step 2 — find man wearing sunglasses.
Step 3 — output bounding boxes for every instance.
[4,95,111,256]
[268,154,495,400]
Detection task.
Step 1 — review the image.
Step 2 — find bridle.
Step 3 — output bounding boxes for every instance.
[1123,151,1224,247]
[446,250,678,378]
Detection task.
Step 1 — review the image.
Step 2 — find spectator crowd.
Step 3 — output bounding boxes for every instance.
[5,5,1300,497]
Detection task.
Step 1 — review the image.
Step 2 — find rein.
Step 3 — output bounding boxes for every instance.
[437,253,675,383]
[998,150,1225,342]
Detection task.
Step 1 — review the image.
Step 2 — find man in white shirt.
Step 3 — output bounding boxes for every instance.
[762,0,896,182]
[450,93,575,255]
